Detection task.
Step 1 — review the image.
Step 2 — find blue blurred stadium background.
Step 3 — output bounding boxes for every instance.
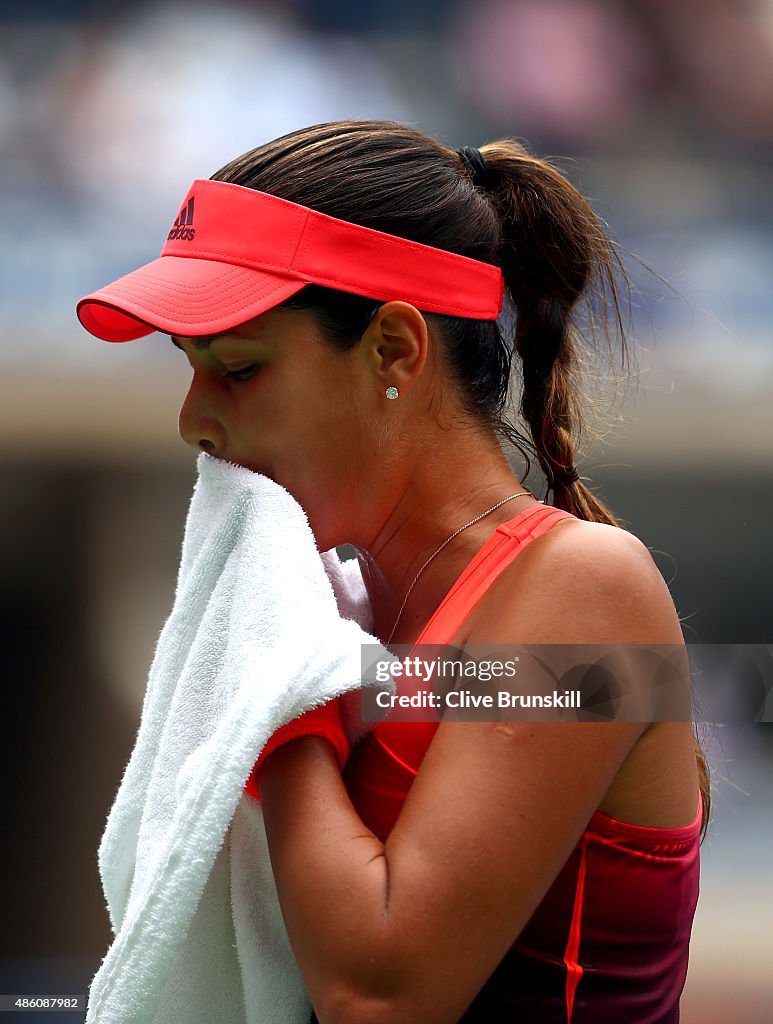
[1,1,771,1020]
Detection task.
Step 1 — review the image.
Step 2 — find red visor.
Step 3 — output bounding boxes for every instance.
[76,179,505,342]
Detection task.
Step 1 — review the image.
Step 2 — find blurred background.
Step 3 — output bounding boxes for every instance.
[1,0,771,1020]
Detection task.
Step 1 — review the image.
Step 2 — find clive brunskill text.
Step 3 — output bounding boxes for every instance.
[375,688,584,709]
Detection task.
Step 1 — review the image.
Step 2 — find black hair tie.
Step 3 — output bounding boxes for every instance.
[554,465,581,486]
[457,146,490,189]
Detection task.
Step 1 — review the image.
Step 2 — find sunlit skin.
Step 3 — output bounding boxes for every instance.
[173,300,700,1023]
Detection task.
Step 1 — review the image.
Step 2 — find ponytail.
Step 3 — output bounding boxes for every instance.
[475,140,631,523]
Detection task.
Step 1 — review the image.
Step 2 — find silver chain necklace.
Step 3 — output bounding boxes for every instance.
[386,491,543,645]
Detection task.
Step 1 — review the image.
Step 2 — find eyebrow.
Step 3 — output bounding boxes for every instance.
[170,334,219,351]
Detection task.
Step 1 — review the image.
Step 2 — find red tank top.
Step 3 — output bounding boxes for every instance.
[343,504,701,1023]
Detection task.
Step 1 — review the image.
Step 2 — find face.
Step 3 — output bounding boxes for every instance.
[175,308,378,549]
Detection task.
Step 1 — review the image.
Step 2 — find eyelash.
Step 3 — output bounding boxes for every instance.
[224,365,259,381]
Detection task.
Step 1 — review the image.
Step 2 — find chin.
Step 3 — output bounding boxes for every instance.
[256,473,345,550]
[298,505,340,553]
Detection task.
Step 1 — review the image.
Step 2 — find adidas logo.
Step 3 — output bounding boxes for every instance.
[168,197,196,241]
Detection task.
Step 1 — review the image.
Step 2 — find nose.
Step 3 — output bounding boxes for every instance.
[178,377,225,456]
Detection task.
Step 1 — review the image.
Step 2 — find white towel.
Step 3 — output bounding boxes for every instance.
[86,452,388,1024]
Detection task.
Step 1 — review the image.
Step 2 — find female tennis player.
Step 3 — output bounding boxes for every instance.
[77,119,708,1023]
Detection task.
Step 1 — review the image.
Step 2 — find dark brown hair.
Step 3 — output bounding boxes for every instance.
[212,119,710,839]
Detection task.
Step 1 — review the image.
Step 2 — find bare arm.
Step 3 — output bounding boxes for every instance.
[259,524,686,1024]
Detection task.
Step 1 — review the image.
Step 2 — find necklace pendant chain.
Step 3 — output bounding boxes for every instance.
[386,491,542,645]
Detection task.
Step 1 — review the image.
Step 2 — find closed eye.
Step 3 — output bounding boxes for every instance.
[225,365,259,381]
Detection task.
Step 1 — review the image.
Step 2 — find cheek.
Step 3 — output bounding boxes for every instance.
[237,365,370,479]
[282,415,363,504]
[298,386,366,455]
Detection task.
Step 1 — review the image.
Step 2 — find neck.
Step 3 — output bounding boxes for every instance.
[352,433,540,645]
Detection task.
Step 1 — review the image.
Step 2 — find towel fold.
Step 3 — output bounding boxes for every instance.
[86,453,387,1023]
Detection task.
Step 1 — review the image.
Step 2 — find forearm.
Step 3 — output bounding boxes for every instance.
[258,737,414,1020]
[257,718,617,1024]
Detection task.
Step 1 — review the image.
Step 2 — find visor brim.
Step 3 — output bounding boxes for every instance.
[76,256,309,342]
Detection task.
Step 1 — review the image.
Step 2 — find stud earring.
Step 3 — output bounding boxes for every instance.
[385,386,399,400]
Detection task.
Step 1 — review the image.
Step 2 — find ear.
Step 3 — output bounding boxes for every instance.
[360,301,429,396]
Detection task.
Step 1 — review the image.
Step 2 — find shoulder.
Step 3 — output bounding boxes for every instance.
[468,517,684,646]
[533,517,662,591]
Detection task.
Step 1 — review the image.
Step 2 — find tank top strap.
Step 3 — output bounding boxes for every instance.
[414,505,578,647]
